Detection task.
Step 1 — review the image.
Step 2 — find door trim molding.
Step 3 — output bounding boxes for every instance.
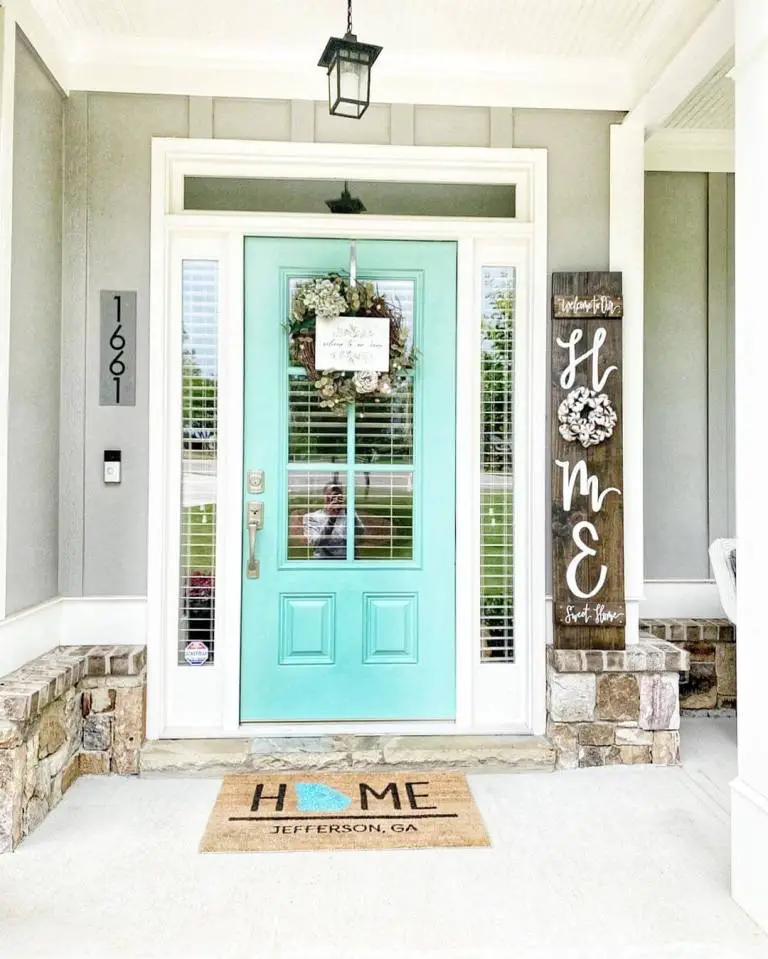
[149,138,548,739]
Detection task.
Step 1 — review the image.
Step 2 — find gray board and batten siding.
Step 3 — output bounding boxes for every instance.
[643,171,735,582]
[5,75,734,608]
[5,33,63,615]
[58,97,622,597]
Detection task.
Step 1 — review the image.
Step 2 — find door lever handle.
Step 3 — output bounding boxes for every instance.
[246,501,264,579]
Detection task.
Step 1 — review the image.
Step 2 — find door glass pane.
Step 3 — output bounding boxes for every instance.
[372,278,414,347]
[288,471,348,561]
[285,276,417,564]
[355,471,414,560]
[354,378,414,464]
[288,374,348,463]
[480,266,515,661]
[178,260,218,666]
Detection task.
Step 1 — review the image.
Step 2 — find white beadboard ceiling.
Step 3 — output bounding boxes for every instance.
[25,0,731,119]
[666,52,734,129]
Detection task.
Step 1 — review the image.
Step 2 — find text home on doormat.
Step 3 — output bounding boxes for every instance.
[200,772,490,853]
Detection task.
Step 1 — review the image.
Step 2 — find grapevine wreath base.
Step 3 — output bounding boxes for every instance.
[288,275,414,410]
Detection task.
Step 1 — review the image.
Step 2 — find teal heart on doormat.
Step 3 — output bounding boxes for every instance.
[295,782,352,813]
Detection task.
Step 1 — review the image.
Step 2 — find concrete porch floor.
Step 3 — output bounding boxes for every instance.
[1,718,766,959]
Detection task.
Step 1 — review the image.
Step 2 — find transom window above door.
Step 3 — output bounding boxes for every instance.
[285,277,416,565]
[184,177,516,219]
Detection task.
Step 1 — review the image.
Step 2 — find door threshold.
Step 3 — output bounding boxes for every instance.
[141,734,555,777]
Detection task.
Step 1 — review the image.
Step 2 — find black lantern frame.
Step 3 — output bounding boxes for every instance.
[318,33,382,119]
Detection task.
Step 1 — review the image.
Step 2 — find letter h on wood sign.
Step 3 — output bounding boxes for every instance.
[551,272,626,651]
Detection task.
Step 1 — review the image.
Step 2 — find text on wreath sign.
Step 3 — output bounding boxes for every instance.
[556,324,621,604]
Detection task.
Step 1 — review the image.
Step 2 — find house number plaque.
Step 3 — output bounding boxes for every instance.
[551,272,626,650]
[99,290,137,406]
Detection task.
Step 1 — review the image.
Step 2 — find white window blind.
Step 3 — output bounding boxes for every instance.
[480,266,516,661]
[178,260,219,666]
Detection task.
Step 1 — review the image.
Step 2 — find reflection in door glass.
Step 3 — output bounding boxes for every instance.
[288,374,348,463]
[288,472,353,561]
[355,471,413,561]
[480,266,515,661]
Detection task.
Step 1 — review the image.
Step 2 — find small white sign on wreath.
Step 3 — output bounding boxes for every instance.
[315,315,390,373]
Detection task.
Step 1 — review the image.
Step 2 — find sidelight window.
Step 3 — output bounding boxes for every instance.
[177,260,219,666]
[480,266,516,661]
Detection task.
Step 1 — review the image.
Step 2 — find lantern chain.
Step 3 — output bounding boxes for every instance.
[347,0,353,36]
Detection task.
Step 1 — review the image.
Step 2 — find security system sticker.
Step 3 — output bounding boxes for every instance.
[184,641,210,666]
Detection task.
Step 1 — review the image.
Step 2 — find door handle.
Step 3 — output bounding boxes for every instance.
[246,501,264,579]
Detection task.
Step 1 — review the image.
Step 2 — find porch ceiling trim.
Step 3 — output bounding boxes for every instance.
[64,50,633,112]
[8,1,736,117]
[1,0,70,93]
[644,128,734,173]
[628,0,734,133]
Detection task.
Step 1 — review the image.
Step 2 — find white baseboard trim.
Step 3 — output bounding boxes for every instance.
[58,596,147,646]
[731,777,768,934]
[0,595,147,676]
[641,581,726,619]
[0,598,61,677]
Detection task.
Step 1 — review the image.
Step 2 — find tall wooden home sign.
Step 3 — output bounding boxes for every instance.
[551,272,626,650]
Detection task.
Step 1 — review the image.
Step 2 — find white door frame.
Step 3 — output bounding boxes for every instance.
[148,138,548,739]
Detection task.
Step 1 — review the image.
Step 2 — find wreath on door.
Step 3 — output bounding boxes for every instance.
[287,275,415,410]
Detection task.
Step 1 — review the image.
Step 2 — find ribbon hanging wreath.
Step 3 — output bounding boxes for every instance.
[288,275,415,410]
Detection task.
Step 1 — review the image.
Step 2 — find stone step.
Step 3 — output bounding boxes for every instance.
[140,734,555,777]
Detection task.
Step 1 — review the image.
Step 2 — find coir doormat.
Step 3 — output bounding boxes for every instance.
[200,772,490,853]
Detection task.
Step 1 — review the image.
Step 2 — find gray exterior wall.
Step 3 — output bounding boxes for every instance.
[60,96,622,596]
[644,171,735,580]
[5,36,63,614]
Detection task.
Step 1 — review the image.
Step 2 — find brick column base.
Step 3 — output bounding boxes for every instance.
[546,636,689,770]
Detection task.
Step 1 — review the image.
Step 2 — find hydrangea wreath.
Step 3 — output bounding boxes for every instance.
[557,386,618,448]
[288,275,414,410]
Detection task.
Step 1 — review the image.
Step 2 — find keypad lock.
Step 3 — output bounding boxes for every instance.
[247,469,265,494]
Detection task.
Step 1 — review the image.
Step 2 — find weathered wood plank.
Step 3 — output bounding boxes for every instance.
[551,271,626,651]
[553,293,623,318]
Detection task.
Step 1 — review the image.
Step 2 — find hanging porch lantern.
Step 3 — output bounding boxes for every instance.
[318,0,382,119]
[325,181,366,214]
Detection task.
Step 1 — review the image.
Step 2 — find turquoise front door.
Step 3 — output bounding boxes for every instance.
[240,237,456,721]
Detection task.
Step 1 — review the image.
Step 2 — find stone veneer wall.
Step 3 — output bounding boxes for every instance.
[0,645,146,852]
[547,636,689,769]
[640,619,736,712]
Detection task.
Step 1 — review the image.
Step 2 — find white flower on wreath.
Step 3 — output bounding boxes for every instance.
[353,371,379,394]
[557,386,618,448]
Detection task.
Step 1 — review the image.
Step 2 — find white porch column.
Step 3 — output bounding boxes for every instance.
[609,119,645,645]
[732,0,768,934]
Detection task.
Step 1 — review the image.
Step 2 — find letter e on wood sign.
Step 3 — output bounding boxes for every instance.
[551,273,625,650]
